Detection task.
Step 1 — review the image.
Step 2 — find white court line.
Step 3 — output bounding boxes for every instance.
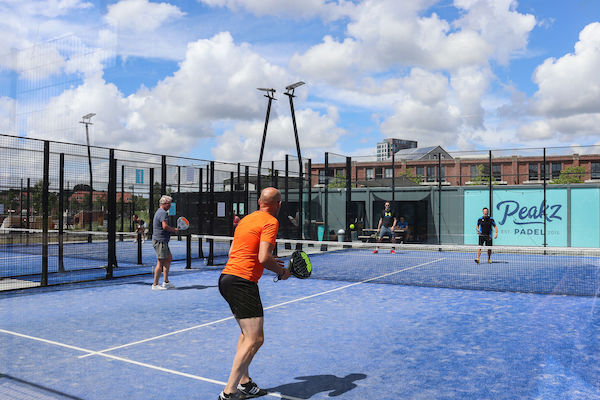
[79,257,445,359]
[1,258,444,399]
[0,328,303,400]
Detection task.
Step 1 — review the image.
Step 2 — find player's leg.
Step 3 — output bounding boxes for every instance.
[224,316,265,395]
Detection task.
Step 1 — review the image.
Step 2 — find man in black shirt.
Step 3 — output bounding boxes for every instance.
[475,207,498,264]
[373,202,397,254]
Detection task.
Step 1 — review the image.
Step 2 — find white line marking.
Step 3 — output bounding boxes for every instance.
[80,258,445,358]
[0,328,303,400]
[1,258,444,399]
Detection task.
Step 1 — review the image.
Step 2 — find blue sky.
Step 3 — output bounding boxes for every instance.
[1,0,599,163]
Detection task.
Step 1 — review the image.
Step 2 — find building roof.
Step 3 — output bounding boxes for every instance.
[392,145,453,161]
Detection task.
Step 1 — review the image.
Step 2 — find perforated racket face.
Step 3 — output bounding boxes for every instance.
[177,217,190,230]
[289,250,311,279]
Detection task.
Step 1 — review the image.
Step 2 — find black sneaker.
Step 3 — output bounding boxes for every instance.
[219,391,239,400]
[237,379,267,398]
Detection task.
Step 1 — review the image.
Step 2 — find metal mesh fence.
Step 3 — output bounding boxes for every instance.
[1,133,600,290]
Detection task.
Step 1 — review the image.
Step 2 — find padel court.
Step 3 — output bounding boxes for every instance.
[1,245,599,400]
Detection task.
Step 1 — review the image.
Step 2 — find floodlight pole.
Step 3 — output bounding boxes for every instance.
[257,89,276,204]
[284,81,305,239]
[80,113,95,239]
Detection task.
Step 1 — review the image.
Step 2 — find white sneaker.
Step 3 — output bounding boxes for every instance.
[152,284,167,290]
[162,282,175,289]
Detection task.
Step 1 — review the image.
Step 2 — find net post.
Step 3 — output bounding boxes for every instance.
[58,152,65,273]
[208,237,214,266]
[149,168,155,240]
[137,232,142,265]
[186,233,192,269]
[346,156,352,242]
[107,149,117,277]
[41,141,49,286]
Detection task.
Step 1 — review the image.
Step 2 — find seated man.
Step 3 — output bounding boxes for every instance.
[397,216,409,243]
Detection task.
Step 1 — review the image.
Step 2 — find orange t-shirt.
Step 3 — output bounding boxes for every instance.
[222,210,279,283]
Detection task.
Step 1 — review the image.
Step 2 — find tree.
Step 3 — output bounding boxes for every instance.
[468,164,497,185]
[551,166,585,184]
[398,170,422,184]
[328,173,347,188]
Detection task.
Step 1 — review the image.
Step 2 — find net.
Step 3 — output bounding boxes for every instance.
[197,235,600,297]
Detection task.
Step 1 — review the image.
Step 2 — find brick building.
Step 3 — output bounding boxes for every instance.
[311,147,600,187]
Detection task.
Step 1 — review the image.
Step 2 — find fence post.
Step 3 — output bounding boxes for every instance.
[41,141,49,286]
[107,149,117,277]
[58,153,65,273]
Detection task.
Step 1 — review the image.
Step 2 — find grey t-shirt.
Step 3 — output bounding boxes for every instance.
[153,207,171,242]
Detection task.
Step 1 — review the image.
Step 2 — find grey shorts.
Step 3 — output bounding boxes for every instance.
[153,240,171,259]
[378,226,395,239]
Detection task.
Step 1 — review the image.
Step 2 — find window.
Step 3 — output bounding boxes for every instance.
[375,167,383,179]
[440,166,446,182]
[385,168,393,178]
[552,163,561,180]
[336,168,345,177]
[366,168,374,180]
[426,166,436,182]
[492,164,501,181]
[529,163,538,181]
[470,165,480,180]
[318,169,325,184]
[592,162,600,179]
[416,166,424,181]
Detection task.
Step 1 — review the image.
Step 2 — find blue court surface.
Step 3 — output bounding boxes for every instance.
[1,249,599,399]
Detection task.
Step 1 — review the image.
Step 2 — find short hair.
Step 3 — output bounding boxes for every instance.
[132,214,138,218]
[482,207,489,211]
[159,195,172,205]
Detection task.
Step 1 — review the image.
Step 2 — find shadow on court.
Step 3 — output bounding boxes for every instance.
[267,373,367,398]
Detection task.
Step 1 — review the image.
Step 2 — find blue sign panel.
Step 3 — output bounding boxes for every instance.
[135,169,144,184]
[571,188,600,247]
[464,188,568,246]
[168,202,176,216]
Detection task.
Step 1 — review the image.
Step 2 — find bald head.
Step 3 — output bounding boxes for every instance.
[259,187,282,216]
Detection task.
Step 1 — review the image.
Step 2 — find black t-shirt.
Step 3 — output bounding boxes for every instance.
[477,216,496,236]
[381,210,396,228]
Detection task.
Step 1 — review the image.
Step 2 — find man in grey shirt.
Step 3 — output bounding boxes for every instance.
[152,195,180,290]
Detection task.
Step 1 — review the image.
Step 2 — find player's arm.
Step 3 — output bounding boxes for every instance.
[392,217,397,230]
[492,220,498,238]
[161,220,179,234]
[376,218,382,232]
[258,241,290,279]
[476,221,481,235]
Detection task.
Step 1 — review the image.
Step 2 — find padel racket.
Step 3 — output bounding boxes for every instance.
[274,250,312,282]
[177,216,190,230]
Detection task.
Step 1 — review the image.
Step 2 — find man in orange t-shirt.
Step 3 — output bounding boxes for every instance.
[218,187,291,400]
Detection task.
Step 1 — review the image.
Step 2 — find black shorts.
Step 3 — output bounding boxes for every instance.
[218,274,263,319]
[478,235,493,246]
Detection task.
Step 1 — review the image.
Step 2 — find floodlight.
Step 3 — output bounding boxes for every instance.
[82,113,96,120]
[285,81,305,91]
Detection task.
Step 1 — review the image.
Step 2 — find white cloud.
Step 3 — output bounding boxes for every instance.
[105,0,185,33]
[23,32,294,155]
[199,0,356,21]
[531,22,600,117]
